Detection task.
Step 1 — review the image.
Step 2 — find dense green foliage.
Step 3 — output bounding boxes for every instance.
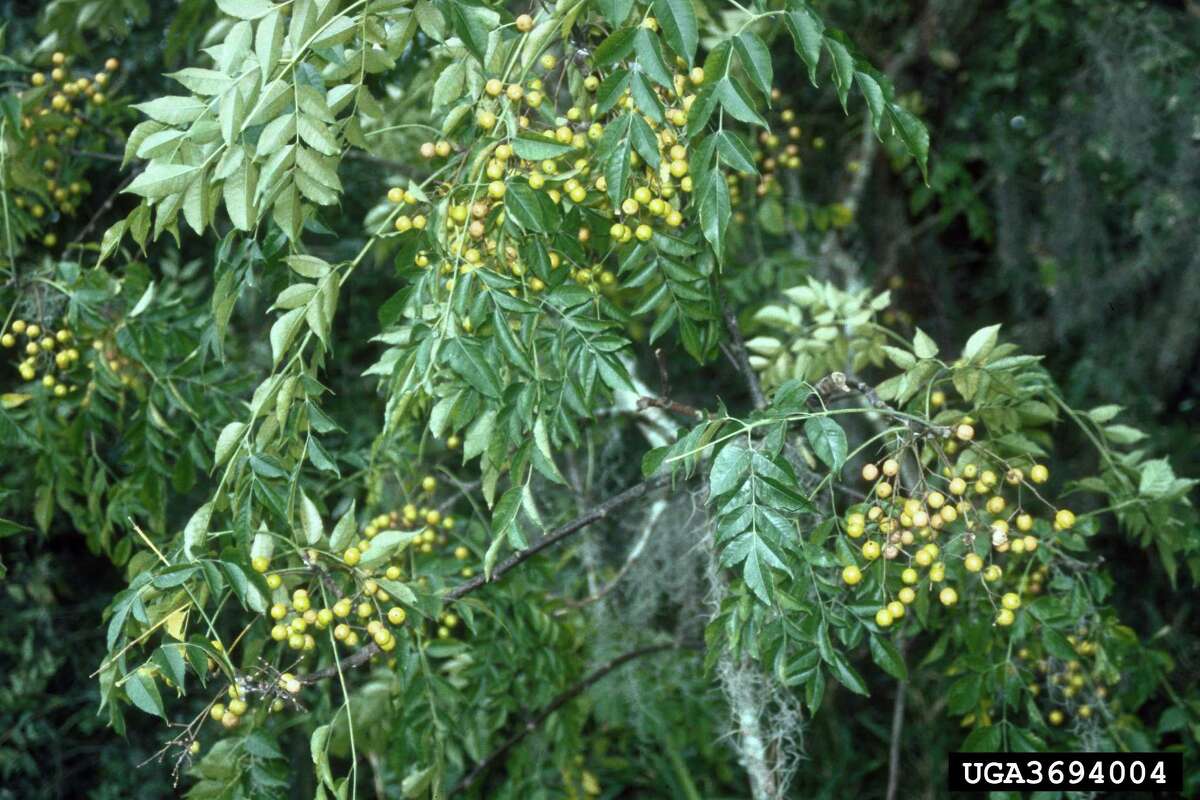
[1,1,1197,798]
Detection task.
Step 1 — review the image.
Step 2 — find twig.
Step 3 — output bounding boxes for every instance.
[885,641,909,800]
[814,371,950,439]
[636,395,706,419]
[721,298,766,411]
[445,475,671,601]
[449,643,680,795]
[70,168,139,245]
[302,550,344,600]
[298,475,673,683]
[556,498,667,611]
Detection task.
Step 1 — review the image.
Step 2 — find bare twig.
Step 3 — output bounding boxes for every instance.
[445,475,671,601]
[721,299,766,411]
[70,168,139,245]
[636,395,706,419]
[449,643,681,795]
[814,371,950,439]
[885,641,910,800]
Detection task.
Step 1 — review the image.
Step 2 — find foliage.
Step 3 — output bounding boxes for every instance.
[1,1,1198,799]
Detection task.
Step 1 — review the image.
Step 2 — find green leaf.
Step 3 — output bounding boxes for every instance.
[869,636,908,680]
[826,650,869,696]
[595,0,634,26]
[882,345,916,370]
[1138,459,1175,499]
[125,670,166,720]
[214,422,246,468]
[183,502,214,560]
[510,135,574,161]
[361,530,420,566]
[716,78,768,127]
[269,307,306,366]
[124,164,200,199]
[447,2,493,64]
[1041,628,1077,661]
[329,501,358,551]
[651,0,698,67]
[784,8,824,85]
[504,182,547,232]
[824,39,854,110]
[695,164,729,257]
[594,27,636,67]
[167,67,232,96]
[287,254,332,278]
[716,130,757,174]
[887,103,930,180]
[629,114,662,169]
[132,96,208,125]
[217,0,276,20]
[600,114,633,206]
[447,339,502,399]
[709,443,750,496]
[634,28,673,88]
[912,327,938,359]
[300,492,324,545]
[961,725,1003,752]
[491,486,524,549]
[733,32,773,98]
[854,71,885,133]
[962,323,1001,364]
[804,417,847,473]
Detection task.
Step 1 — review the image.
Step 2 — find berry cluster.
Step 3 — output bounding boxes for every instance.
[2,319,81,398]
[11,52,120,248]
[1019,623,1116,728]
[379,21,717,297]
[838,421,1073,630]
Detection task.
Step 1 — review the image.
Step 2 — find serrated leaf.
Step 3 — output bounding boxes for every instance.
[804,417,847,473]
[300,492,324,545]
[218,0,276,19]
[709,443,750,496]
[125,671,166,720]
[361,530,420,566]
[124,164,200,199]
[962,323,1001,364]
[183,502,214,560]
[869,636,908,680]
[652,0,698,67]
[329,501,357,551]
[214,422,246,467]
[269,307,306,366]
[912,327,938,359]
[733,32,773,98]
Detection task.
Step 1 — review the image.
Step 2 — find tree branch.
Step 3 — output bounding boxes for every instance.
[814,371,950,439]
[449,643,680,795]
[298,475,673,683]
[445,475,671,601]
[722,298,766,411]
[636,395,706,419]
[885,642,910,800]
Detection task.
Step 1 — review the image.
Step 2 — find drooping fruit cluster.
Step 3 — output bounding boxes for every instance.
[1014,626,1118,729]
[2,319,82,399]
[8,51,120,248]
[375,23,723,303]
[838,424,1072,630]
